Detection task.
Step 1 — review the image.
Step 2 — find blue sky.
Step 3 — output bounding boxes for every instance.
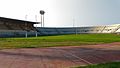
[0,0,120,27]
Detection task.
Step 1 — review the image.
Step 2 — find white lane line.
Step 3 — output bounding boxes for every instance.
[56,48,93,65]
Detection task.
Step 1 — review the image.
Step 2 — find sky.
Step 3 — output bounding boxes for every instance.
[0,0,120,27]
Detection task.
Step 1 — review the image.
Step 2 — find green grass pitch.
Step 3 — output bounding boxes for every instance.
[0,34,120,49]
[0,34,120,68]
[74,62,120,68]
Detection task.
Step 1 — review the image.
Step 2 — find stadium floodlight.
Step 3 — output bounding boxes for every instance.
[40,10,45,27]
[40,10,45,15]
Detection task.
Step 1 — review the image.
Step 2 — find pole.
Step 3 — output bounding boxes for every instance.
[35,15,38,37]
[76,27,77,35]
[35,15,37,22]
[73,18,76,35]
[41,15,42,27]
[25,31,28,38]
[73,18,75,28]
[40,10,45,27]
[75,22,77,35]
[73,18,77,35]
[25,15,28,38]
[43,15,44,27]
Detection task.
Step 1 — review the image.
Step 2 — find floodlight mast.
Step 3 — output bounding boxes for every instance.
[40,10,45,27]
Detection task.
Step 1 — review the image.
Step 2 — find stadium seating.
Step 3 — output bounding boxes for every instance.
[36,24,120,35]
[0,17,120,37]
[0,17,37,37]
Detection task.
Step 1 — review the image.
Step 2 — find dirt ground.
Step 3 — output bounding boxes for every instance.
[0,42,120,68]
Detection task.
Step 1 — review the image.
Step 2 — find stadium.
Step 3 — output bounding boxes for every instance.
[0,16,120,37]
[1,0,120,67]
[0,0,120,67]
[0,16,120,68]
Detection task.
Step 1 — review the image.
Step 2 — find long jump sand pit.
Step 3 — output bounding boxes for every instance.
[0,42,120,68]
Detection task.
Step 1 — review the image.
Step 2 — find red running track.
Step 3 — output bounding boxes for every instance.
[0,42,120,68]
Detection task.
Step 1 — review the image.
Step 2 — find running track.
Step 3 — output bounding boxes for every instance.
[0,42,120,68]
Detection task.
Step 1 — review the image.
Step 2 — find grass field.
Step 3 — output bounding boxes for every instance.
[75,62,120,68]
[0,34,120,49]
[0,34,120,68]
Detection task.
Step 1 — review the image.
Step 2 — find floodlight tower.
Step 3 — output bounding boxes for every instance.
[40,10,45,27]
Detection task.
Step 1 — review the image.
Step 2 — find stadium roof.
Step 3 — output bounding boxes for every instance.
[0,17,37,24]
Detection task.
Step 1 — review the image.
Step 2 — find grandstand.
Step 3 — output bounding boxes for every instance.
[36,24,120,35]
[0,16,120,37]
[0,17,37,37]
